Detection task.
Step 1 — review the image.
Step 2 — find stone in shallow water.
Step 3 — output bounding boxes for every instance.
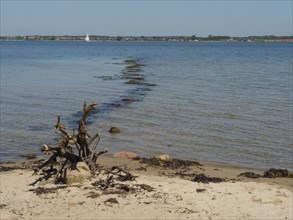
[121,98,136,103]
[109,126,121,133]
[125,79,142,85]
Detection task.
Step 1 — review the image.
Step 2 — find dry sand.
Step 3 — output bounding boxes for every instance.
[1,156,292,220]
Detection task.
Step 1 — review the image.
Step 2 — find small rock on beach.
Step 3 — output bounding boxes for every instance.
[112,151,139,159]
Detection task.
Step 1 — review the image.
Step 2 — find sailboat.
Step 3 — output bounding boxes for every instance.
[85,34,90,42]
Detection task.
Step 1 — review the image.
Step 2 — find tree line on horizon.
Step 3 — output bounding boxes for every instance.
[1,35,292,42]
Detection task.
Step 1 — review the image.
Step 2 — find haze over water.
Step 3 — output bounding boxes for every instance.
[1,41,292,170]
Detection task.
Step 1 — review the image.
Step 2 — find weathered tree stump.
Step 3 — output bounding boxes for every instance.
[33,101,107,184]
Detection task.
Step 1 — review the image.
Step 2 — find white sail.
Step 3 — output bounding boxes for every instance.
[85,34,90,42]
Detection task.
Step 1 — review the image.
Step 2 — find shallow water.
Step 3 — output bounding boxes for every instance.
[1,41,292,170]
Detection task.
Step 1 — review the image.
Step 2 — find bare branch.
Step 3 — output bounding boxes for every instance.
[34,101,112,184]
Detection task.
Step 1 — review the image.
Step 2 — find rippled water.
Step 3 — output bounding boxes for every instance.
[1,41,292,170]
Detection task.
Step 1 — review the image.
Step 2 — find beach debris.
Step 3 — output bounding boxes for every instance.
[0,160,45,172]
[107,166,136,182]
[181,208,197,214]
[94,180,145,195]
[90,166,137,195]
[238,172,262,179]
[237,168,293,179]
[135,166,147,171]
[0,165,25,172]
[92,176,115,190]
[20,153,38,160]
[263,168,293,178]
[112,151,139,159]
[85,191,100,198]
[109,126,121,134]
[32,101,108,184]
[30,101,140,198]
[29,186,67,195]
[193,173,224,184]
[139,157,202,169]
[196,188,206,193]
[115,184,132,192]
[33,187,56,195]
[135,184,154,192]
[104,198,119,205]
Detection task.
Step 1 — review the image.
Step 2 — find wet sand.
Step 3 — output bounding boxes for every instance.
[0,155,292,219]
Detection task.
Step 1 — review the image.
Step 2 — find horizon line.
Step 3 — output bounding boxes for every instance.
[2,34,293,37]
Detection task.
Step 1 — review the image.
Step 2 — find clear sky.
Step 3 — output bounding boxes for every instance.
[1,0,292,37]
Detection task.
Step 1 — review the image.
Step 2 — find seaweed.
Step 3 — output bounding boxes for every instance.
[135,184,154,192]
[20,153,38,160]
[196,188,206,193]
[238,168,293,179]
[29,186,67,195]
[139,157,202,169]
[85,191,100,198]
[238,172,262,179]
[91,166,137,195]
[104,198,119,205]
[263,168,293,178]
[193,173,224,184]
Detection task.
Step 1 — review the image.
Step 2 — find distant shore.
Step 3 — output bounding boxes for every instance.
[1,35,293,43]
[1,155,292,219]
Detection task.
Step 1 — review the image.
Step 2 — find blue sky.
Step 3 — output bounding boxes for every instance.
[1,1,292,36]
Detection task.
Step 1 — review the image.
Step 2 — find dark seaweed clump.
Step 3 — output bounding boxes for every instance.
[263,168,293,178]
[139,157,202,169]
[20,153,38,160]
[238,168,293,179]
[193,173,225,184]
[29,186,68,195]
[0,160,45,172]
[0,166,23,172]
[238,172,262,179]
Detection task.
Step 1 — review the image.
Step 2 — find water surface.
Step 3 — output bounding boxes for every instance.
[1,41,292,170]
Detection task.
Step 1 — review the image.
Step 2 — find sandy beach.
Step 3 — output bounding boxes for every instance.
[1,155,292,220]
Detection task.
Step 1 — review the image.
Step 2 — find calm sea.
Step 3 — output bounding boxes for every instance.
[1,41,292,170]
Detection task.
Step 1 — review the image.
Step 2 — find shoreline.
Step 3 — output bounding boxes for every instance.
[1,155,292,219]
[4,151,293,174]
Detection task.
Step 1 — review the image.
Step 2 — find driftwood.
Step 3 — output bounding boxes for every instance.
[33,101,107,183]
